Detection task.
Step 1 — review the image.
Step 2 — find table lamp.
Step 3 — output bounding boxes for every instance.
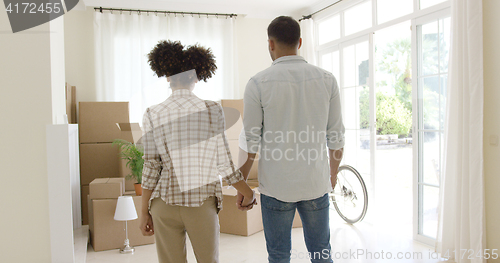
[114,196,138,254]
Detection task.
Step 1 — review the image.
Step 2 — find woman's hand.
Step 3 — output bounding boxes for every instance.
[140,213,155,236]
[239,191,257,210]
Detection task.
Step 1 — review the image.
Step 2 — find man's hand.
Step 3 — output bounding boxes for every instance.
[140,213,154,236]
[237,191,257,211]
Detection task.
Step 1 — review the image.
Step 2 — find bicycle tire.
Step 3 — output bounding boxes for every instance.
[330,165,368,224]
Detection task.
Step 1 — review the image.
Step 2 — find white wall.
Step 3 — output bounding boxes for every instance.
[0,5,59,263]
[64,8,96,113]
[483,0,500,257]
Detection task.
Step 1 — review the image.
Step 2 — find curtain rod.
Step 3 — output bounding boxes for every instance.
[299,0,344,21]
[94,7,237,18]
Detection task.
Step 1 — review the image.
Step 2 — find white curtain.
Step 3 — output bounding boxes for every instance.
[436,0,485,262]
[94,12,236,123]
[299,18,317,66]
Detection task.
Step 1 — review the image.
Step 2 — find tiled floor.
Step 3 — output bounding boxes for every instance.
[86,210,447,263]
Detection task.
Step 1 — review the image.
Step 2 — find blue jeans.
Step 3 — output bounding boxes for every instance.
[261,193,333,263]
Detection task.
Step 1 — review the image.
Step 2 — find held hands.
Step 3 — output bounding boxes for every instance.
[237,191,257,211]
[140,213,155,236]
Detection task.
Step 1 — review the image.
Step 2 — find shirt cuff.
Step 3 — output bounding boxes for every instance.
[222,168,244,185]
[141,164,161,190]
[327,139,345,150]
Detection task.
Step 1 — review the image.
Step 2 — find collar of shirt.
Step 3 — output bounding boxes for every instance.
[271,55,307,66]
[170,88,195,97]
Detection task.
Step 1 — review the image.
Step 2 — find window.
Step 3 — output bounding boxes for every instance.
[315,0,451,247]
[420,0,448,10]
[416,16,451,239]
[318,15,341,45]
[344,1,372,36]
[377,0,413,24]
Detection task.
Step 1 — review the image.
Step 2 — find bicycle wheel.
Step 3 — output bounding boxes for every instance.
[329,165,368,224]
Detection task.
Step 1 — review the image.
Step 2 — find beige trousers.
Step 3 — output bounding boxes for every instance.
[150,197,220,263]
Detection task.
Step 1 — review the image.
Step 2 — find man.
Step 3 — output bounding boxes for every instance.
[237,16,345,263]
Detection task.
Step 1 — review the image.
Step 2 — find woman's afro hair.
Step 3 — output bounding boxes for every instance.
[147,40,217,82]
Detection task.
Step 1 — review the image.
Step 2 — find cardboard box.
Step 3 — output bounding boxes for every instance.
[116,123,143,144]
[115,123,142,191]
[221,100,304,229]
[221,99,244,117]
[65,83,76,124]
[225,116,243,140]
[89,195,154,252]
[81,185,89,225]
[79,143,120,185]
[79,102,131,143]
[89,178,124,200]
[246,179,259,187]
[118,159,138,191]
[227,139,258,180]
[292,210,302,228]
[218,186,263,236]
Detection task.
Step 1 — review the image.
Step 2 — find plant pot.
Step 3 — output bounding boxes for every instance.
[134,183,143,196]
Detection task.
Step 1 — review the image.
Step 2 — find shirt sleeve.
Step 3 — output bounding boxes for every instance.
[240,78,263,154]
[215,104,244,185]
[141,108,162,190]
[326,76,346,150]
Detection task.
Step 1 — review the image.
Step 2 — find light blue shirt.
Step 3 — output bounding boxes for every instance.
[239,55,345,202]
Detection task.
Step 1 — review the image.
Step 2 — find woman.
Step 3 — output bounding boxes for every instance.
[139,40,256,263]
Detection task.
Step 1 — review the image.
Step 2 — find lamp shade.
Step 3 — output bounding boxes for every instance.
[114,196,138,221]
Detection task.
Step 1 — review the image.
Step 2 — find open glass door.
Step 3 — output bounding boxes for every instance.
[412,9,451,245]
[319,35,375,222]
[339,36,374,215]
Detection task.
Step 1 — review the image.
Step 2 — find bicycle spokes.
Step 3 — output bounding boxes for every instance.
[330,165,368,224]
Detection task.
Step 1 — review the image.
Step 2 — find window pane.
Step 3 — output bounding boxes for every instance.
[357,129,371,175]
[420,22,439,76]
[356,41,369,86]
[420,0,447,10]
[343,45,356,87]
[422,76,440,130]
[332,51,340,80]
[377,0,413,24]
[422,131,440,186]
[343,87,356,129]
[359,86,370,131]
[318,15,341,45]
[343,130,358,167]
[321,52,333,73]
[422,185,439,238]
[439,17,451,73]
[345,1,372,36]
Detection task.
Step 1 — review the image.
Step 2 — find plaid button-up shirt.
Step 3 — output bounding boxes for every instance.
[141,89,244,210]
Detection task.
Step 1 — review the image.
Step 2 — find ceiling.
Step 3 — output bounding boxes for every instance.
[81,0,341,19]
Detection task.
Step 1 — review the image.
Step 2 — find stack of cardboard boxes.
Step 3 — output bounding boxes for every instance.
[88,178,154,251]
[218,100,302,236]
[79,102,141,225]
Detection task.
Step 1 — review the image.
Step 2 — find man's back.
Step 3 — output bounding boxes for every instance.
[241,55,345,202]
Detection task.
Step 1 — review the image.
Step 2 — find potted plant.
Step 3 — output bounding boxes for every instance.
[112,139,144,196]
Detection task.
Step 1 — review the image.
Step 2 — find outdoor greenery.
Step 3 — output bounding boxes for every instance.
[359,88,412,136]
[112,139,144,184]
[377,38,412,113]
[359,37,413,137]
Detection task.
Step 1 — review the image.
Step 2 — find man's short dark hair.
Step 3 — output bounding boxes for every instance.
[267,16,301,47]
